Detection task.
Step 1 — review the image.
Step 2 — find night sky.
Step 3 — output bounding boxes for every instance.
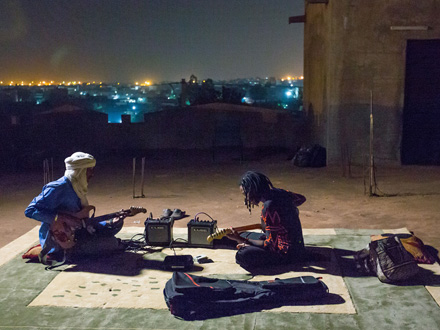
[1,0,304,84]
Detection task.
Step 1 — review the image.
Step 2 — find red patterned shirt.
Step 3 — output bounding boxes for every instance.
[261,189,305,257]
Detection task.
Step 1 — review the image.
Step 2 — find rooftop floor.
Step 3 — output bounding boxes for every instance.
[1,150,440,329]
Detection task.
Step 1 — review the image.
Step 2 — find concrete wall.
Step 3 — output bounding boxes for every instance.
[106,104,309,152]
[303,0,440,165]
[1,103,308,170]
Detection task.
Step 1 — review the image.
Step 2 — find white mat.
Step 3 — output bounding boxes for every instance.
[29,243,356,314]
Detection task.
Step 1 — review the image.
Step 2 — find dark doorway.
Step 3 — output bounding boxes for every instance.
[401,39,440,165]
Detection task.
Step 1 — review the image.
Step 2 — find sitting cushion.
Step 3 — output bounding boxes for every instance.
[22,244,42,260]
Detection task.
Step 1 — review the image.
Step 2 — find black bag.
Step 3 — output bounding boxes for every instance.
[309,144,326,167]
[292,146,311,167]
[292,144,326,168]
[163,272,329,320]
[370,236,419,283]
[354,235,419,283]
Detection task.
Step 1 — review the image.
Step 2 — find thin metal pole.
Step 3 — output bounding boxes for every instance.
[369,90,374,196]
[140,157,145,197]
[132,157,136,198]
[43,160,46,185]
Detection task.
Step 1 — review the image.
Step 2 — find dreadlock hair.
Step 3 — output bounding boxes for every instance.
[240,171,274,214]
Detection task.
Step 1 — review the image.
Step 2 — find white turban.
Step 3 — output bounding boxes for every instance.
[64,152,96,170]
[64,152,96,206]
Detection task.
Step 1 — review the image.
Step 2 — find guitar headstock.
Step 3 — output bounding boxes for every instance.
[206,228,232,242]
[128,206,147,216]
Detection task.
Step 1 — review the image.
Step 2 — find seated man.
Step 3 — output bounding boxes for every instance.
[25,152,125,265]
[226,171,307,271]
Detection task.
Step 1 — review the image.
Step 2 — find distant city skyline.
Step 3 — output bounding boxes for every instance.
[0,75,304,87]
[0,1,305,84]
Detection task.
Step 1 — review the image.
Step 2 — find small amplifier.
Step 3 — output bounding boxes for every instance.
[187,218,217,248]
[144,215,174,246]
[163,255,194,271]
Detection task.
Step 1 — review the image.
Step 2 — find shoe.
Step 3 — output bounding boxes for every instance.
[161,209,172,218]
[170,208,186,220]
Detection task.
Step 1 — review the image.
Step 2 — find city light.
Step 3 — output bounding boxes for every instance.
[0,76,302,86]
[1,75,305,125]
[280,76,304,82]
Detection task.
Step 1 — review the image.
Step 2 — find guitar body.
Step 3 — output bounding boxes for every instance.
[50,206,146,250]
[50,213,81,249]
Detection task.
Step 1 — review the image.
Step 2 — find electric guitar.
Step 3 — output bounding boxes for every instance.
[50,206,147,249]
[206,223,261,242]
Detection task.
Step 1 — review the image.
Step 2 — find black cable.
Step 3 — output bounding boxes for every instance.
[122,233,149,253]
[193,212,215,221]
[169,238,188,255]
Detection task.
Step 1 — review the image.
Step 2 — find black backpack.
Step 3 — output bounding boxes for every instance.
[163,272,329,320]
[292,144,326,168]
[355,235,419,283]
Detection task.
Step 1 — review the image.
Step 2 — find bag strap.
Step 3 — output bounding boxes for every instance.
[39,234,67,269]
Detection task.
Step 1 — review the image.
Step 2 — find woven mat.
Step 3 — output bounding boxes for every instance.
[14,226,439,313]
[28,228,355,314]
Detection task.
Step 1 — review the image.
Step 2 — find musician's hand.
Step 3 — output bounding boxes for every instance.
[110,211,126,227]
[86,225,96,234]
[226,228,247,244]
[236,242,251,249]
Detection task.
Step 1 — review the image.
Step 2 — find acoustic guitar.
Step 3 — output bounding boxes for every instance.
[50,206,146,249]
[206,223,261,242]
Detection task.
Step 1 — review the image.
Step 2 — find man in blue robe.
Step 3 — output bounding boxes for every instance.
[25,152,124,264]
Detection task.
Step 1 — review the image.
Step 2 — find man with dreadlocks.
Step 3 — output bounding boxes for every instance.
[226,171,306,271]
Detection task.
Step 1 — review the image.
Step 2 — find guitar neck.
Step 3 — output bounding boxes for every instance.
[91,211,122,223]
[206,223,262,242]
[232,223,261,232]
[88,209,132,225]
[88,207,146,225]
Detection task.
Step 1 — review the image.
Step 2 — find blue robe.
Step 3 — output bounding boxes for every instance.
[25,177,82,249]
[24,176,113,252]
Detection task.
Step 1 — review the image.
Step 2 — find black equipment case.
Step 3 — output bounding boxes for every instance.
[163,272,329,320]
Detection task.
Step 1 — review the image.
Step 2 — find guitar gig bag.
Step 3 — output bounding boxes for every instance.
[163,272,329,320]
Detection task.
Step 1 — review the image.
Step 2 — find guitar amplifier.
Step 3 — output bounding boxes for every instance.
[187,219,217,248]
[144,216,174,246]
